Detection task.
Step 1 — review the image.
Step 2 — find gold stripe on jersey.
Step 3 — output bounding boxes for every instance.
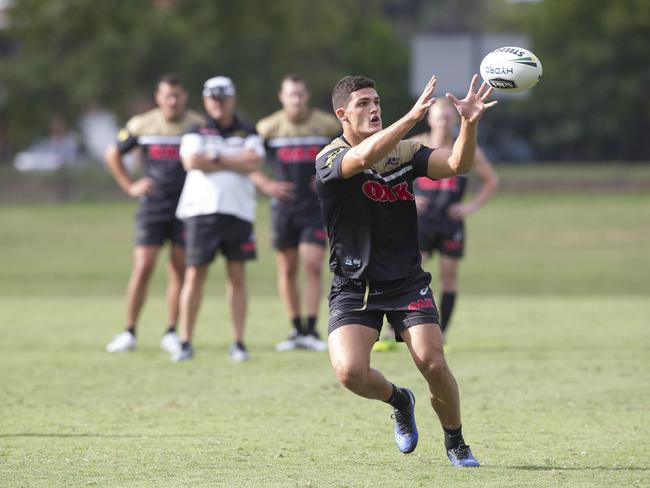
[318,137,424,176]
[256,108,340,139]
[125,108,205,136]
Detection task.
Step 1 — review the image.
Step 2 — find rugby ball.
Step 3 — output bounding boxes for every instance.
[480,47,542,93]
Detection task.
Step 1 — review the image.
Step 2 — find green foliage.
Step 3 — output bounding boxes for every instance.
[0,0,409,149]
[501,0,650,160]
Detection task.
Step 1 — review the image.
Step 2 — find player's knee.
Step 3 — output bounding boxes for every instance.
[229,274,246,290]
[304,258,322,279]
[441,279,457,292]
[419,356,449,382]
[134,258,155,276]
[333,362,367,390]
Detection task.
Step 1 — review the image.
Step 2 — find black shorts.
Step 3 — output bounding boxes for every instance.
[327,272,440,341]
[135,218,185,247]
[271,207,327,250]
[185,213,256,267]
[418,220,465,258]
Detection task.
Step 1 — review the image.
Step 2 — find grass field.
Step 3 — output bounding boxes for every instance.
[1,189,649,487]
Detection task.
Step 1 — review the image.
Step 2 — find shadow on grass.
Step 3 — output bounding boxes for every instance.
[508,465,649,472]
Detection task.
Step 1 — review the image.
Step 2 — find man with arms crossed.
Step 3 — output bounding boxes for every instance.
[105,74,204,354]
[253,74,341,352]
[172,76,264,363]
[315,74,495,466]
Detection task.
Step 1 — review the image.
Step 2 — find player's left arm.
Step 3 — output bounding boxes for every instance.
[182,133,264,174]
[218,148,264,174]
[448,147,499,219]
[425,75,497,179]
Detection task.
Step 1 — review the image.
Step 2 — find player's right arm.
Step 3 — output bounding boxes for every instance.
[250,115,295,200]
[338,75,438,179]
[105,124,153,197]
[249,171,295,201]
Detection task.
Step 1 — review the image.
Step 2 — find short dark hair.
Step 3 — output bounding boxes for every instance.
[331,75,375,111]
[281,73,306,85]
[156,73,184,90]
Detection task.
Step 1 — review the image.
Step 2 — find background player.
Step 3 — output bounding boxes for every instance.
[413,99,498,342]
[172,76,264,362]
[373,99,498,351]
[105,74,204,354]
[252,74,341,352]
[315,74,496,466]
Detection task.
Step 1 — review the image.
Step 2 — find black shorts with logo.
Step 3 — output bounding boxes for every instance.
[418,219,465,259]
[135,217,185,247]
[271,207,327,250]
[327,271,440,341]
[185,213,256,266]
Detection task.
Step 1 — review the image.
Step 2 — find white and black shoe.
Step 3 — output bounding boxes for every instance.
[275,330,303,352]
[229,342,250,362]
[106,331,136,353]
[301,331,328,352]
[160,331,181,354]
[171,343,194,362]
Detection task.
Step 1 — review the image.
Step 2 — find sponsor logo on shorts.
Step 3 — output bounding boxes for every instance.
[408,298,434,310]
[330,308,343,318]
[420,287,428,296]
[313,228,328,241]
[240,242,256,252]
[442,239,462,250]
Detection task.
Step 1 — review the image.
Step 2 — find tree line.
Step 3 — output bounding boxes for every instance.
[0,0,648,161]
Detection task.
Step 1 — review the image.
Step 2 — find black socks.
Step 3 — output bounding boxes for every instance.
[291,317,303,335]
[292,317,318,335]
[440,292,457,333]
[444,425,465,450]
[165,324,176,334]
[126,327,136,337]
[306,316,317,334]
[385,384,410,410]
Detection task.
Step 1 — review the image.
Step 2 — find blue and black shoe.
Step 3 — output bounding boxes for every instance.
[391,388,418,453]
[447,443,480,467]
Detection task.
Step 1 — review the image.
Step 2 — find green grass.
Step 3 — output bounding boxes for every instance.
[1,192,649,487]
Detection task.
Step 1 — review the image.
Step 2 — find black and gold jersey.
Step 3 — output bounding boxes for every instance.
[410,132,468,226]
[117,108,205,223]
[256,109,340,215]
[315,137,433,281]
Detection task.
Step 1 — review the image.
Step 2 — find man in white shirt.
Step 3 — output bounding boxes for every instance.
[173,76,264,362]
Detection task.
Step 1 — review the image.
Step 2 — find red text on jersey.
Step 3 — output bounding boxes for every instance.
[362,181,414,203]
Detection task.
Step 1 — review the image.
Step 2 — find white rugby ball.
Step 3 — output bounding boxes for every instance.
[480,46,542,93]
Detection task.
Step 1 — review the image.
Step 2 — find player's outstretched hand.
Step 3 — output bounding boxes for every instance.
[446,75,497,124]
[409,75,438,122]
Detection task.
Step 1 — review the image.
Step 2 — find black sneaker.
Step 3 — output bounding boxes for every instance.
[447,443,480,467]
[391,388,418,453]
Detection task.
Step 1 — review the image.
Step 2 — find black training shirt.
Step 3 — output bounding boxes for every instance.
[315,137,433,280]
